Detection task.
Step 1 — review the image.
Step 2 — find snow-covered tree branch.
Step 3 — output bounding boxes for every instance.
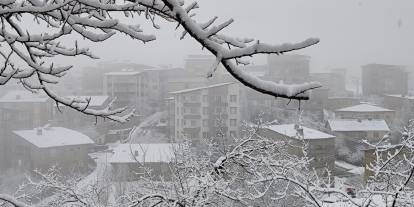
[0,0,320,123]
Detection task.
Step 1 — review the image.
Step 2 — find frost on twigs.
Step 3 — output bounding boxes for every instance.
[0,0,162,122]
[162,0,321,100]
[0,0,320,123]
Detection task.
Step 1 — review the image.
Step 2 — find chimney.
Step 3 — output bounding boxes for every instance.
[297,127,304,137]
[36,128,42,136]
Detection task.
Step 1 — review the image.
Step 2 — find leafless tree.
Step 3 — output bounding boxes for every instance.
[0,0,320,123]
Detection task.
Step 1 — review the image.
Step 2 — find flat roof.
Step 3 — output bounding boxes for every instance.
[169,82,235,94]
[336,104,393,112]
[265,124,335,140]
[14,127,94,148]
[328,119,390,132]
[109,144,178,164]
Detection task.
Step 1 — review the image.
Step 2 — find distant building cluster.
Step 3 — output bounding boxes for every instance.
[0,53,413,191]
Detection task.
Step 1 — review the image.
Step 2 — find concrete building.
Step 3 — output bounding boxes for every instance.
[326,97,360,111]
[383,94,414,124]
[259,124,336,178]
[53,95,110,128]
[104,68,176,117]
[11,127,94,172]
[327,119,390,164]
[310,71,348,97]
[327,119,390,143]
[0,90,52,129]
[0,91,53,170]
[184,54,227,77]
[81,62,152,95]
[169,83,241,146]
[335,104,395,124]
[362,64,408,96]
[267,54,310,84]
[109,144,176,181]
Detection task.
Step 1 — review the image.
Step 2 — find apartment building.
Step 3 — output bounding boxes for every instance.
[104,69,166,117]
[259,124,336,179]
[0,90,53,170]
[267,54,310,84]
[335,103,395,124]
[362,64,408,96]
[169,83,241,145]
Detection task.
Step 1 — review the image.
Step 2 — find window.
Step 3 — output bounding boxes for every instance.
[373,132,379,138]
[182,119,186,126]
[203,95,208,102]
[202,132,209,139]
[230,107,237,114]
[230,131,237,137]
[230,95,237,102]
[176,119,179,127]
[176,107,179,114]
[203,107,208,115]
[230,119,237,127]
[190,107,197,114]
[215,107,222,113]
[191,120,196,127]
[203,119,208,127]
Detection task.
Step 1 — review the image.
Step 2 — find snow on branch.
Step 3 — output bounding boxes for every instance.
[0,0,321,123]
[160,0,321,100]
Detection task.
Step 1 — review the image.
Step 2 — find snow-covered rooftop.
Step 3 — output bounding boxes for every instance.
[328,119,390,132]
[109,144,178,164]
[265,124,335,140]
[169,82,235,94]
[105,71,141,76]
[336,104,393,112]
[386,94,414,100]
[0,90,49,103]
[13,127,94,148]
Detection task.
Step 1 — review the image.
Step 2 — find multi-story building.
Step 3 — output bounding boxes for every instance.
[383,94,414,124]
[169,83,241,145]
[326,97,360,111]
[259,124,336,179]
[104,68,172,117]
[310,71,348,97]
[327,119,390,143]
[104,70,142,110]
[267,54,310,84]
[335,103,395,124]
[184,54,224,76]
[0,90,53,170]
[0,90,52,129]
[362,64,408,96]
[327,119,390,164]
[109,144,176,181]
[82,62,152,95]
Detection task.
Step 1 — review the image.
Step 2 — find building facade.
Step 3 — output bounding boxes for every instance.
[362,64,408,96]
[267,54,310,84]
[11,127,94,172]
[170,83,241,146]
[335,104,395,124]
[259,124,336,179]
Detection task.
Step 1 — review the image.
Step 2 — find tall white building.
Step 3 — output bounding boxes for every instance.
[169,83,241,145]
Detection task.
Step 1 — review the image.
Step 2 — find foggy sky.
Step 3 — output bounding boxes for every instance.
[61,0,414,73]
